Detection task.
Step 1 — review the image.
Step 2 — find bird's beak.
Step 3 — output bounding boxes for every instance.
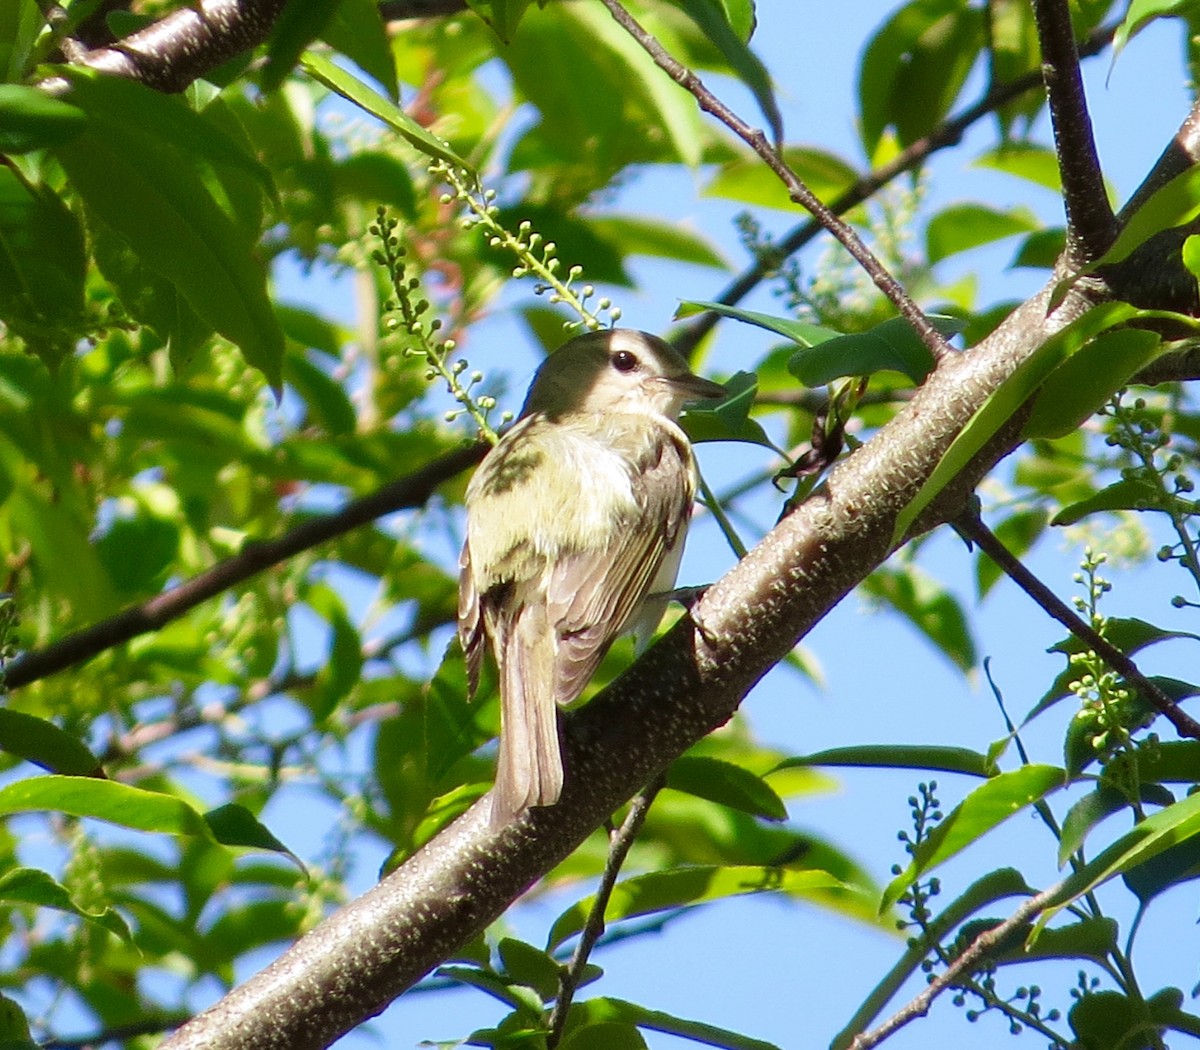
[671,373,726,404]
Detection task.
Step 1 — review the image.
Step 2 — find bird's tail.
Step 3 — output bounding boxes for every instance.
[491,604,563,827]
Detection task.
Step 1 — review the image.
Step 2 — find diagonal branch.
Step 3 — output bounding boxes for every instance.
[598,0,952,365]
[957,511,1200,739]
[672,21,1117,359]
[1031,0,1116,267]
[5,443,484,691]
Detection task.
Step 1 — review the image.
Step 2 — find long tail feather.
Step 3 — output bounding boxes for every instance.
[491,604,563,827]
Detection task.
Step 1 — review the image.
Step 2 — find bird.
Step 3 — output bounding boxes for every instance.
[457,328,725,826]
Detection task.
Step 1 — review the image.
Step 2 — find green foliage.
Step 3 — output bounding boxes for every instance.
[0,1,1197,1049]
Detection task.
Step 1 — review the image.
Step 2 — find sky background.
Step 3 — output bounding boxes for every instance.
[261,3,1200,1048]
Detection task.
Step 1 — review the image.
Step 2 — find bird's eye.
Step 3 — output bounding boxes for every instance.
[611,350,638,373]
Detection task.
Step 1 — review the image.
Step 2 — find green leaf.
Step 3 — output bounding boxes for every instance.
[547,865,849,950]
[976,507,1047,596]
[833,868,1034,1048]
[301,51,473,172]
[1123,831,1200,904]
[926,203,1039,264]
[323,0,399,98]
[0,866,132,942]
[704,145,858,211]
[672,0,782,144]
[0,169,86,365]
[1092,164,1200,270]
[777,744,997,778]
[0,776,210,836]
[497,938,564,1001]
[680,371,777,449]
[882,765,1065,910]
[1059,785,1136,865]
[0,85,84,153]
[974,144,1063,193]
[0,0,43,83]
[0,709,102,777]
[465,0,535,43]
[861,565,977,671]
[1047,617,1200,657]
[564,997,782,1050]
[589,215,727,270]
[1011,227,1067,269]
[52,86,283,384]
[203,804,303,869]
[263,0,341,92]
[891,301,1138,545]
[675,299,841,346]
[1037,790,1200,932]
[1023,328,1164,439]
[666,756,787,820]
[789,315,964,386]
[1051,476,1170,525]
[1113,0,1195,56]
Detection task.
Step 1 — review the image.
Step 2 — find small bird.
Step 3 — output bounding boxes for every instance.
[458,329,725,825]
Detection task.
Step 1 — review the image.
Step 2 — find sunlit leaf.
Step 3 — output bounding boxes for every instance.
[666,756,787,820]
[777,744,997,778]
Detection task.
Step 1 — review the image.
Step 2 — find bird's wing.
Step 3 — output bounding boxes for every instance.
[545,424,694,707]
[457,540,486,699]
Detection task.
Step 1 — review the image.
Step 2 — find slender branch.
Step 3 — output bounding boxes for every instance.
[1031,0,1116,267]
[546,779,663,1047]
[6,443,484,691]
[848,884,1063,1050]
[598,0,951,365]
[672,21,1117,359]
[957,510,1200,739]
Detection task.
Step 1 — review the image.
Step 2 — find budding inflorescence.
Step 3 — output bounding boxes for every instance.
[431,161,622,331]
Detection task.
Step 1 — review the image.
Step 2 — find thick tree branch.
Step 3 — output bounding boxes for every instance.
[1031,0,1116,267]
[68,0,288,93]
[5,443,484,690]
[598,0,952,365]
[958,511,1200,739]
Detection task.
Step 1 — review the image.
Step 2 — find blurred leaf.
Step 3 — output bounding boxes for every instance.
[673,0,782,143]
[323,0,398,98]
[1010,227,1067,269]
[975,143,1063,192]
[1059,785,1136,865]
[976,507,1047,596]
[301,52,472,172]
[778,744,997,778]
[1052,476,1173,525]
[284,349,357,436]
[0,85,84,153]
[548,865,850,950]
[1024,329,1164,439]
[0,866,131,941]
[666,756,787,820]
[883,766,1065,910]
[590,215,727,269]
[95,511,180,594]
[926,203,1039,264]
[859,0,983,154]
[861,565,977,671]
[263,0,340,92]
[1113,0,1194,56]
[0,169,86,364]
[0,0,42,83]
[704,146,858,211]
[465,0,534,42]
[333,151,417,219]
[0,709,102,777]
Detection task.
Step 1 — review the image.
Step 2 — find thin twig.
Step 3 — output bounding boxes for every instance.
[957,510,1200,740]
[598,0,951,365]
[546,778,664,1047]
[1031,0,1116,267]
[848,884,1062,1050]
[6,442,484,691]
[671,20,1116,360]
